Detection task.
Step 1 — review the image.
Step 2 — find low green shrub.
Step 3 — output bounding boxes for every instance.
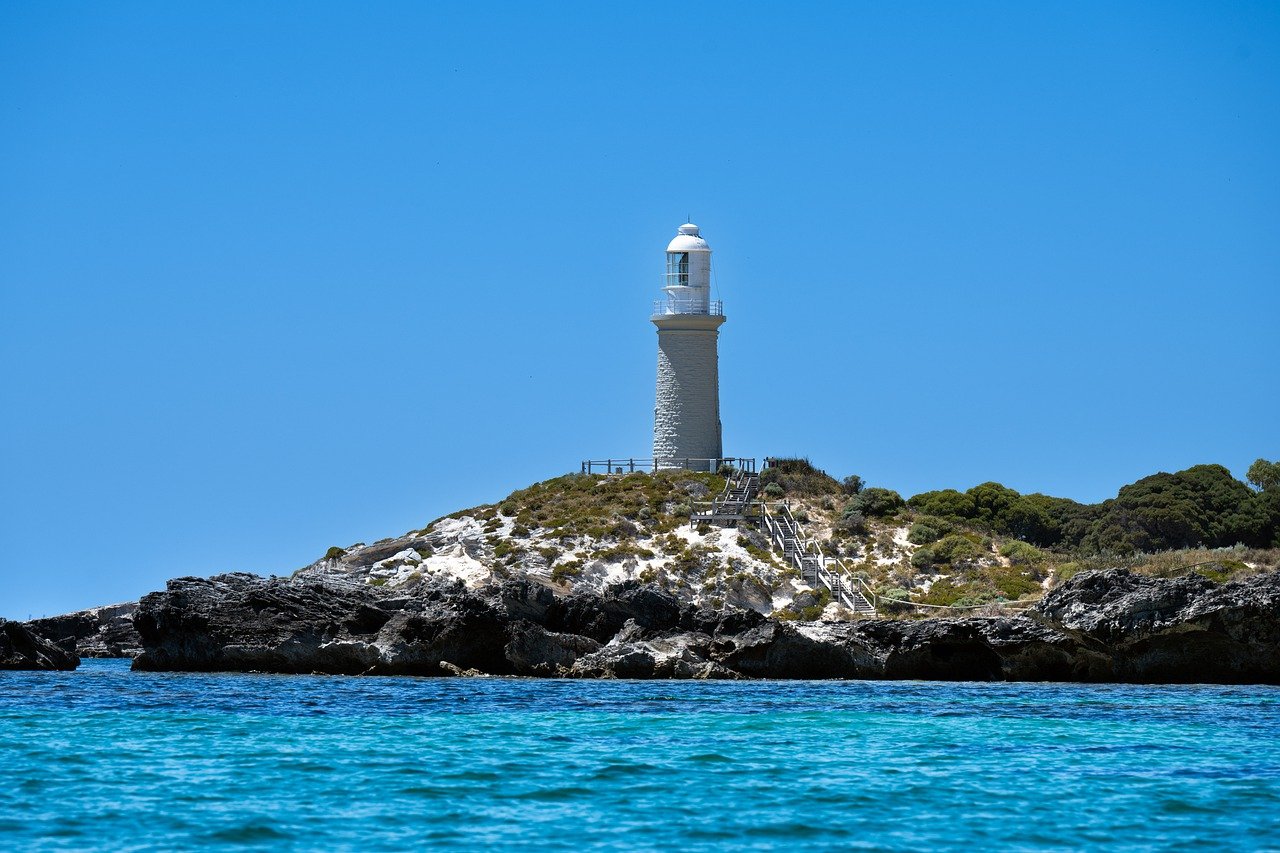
[551,560,584,583]
[593,543,656,562]
[839,508,867,535]
[907,523,939,545]
[324,546,346,561]
[910,546,935,569]
[1055,562,1082,583]
[999,540,1045,564]
[932,534,984,566]
[987,566,1039,598]
[850,487,905,518]
[879,587,914,612]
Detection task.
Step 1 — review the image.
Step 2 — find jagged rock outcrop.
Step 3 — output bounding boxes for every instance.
[1,619,79,670]
[26,602,141,658]
[129,569,1280,683]
[1036,569,1280,682]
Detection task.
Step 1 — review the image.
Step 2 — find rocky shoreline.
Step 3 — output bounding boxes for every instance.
[26,602,141,659]
[1,619,79,671]
[108,568,1279,683]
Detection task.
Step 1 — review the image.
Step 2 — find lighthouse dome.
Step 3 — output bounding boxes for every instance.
[666,222,711,253]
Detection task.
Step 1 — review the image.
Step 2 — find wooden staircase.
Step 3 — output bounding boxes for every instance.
[763,502,876,616]
[690,468,761,526]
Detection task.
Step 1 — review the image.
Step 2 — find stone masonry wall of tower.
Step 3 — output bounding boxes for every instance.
[653,328,723,465]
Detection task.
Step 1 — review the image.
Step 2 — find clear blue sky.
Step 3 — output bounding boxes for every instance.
[2,2,1277,618]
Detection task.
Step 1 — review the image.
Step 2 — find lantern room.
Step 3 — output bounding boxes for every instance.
[655,223,719,316]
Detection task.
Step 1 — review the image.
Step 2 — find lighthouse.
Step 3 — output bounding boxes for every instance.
[652,223,725,471]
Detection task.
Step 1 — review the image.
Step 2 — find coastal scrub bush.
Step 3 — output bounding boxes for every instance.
[879,587,913,612]
[907,489,976,521]
[910,546,935,569]
[920,578,966,606]
[907,523,939,545]
[594,543,656,562]
[324,546,346,561]
[848,487,905,518]
[763,483,784,498]
[1054,563,1082,583]
[999,540,1045,564]
[551,560,584,583]
[742,541,779,567]
[670,502,692,517]
[985,566,1040,599]
[841,474,865,495]
[759,458,842,496]
[838,508,867,535]
[932,534,983,566]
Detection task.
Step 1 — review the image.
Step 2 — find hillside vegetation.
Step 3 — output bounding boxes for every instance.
[749,458,1279,610]
[296,458,1280,618]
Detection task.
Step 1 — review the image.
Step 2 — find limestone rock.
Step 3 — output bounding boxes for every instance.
[26,602,142,658]
[1035,569,1280,683]
[1,619,79,670]
[127,568,1280,684]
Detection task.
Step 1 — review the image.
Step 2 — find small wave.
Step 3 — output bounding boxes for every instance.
[590,762,660,779]
[511,786,595,801]
[204,821,293,843]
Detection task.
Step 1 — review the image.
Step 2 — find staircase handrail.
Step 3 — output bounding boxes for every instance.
[762,500,876,615]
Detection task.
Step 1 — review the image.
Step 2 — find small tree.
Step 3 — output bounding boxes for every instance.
[841,474,865,495]
[1247,458,1280,492]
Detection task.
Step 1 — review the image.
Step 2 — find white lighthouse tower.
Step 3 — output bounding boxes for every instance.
[652,222,725,471]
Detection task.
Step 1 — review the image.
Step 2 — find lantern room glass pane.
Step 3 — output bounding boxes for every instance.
[667,252,690,286]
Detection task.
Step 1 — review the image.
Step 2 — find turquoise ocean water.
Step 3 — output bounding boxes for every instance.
[2,659,1278,851]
